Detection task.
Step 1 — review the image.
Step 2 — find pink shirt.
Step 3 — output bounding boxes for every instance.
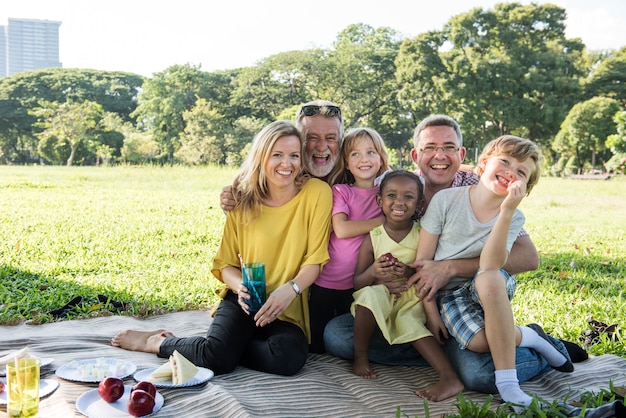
[315,184,382,290]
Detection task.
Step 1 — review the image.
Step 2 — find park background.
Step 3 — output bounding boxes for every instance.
[0,3,625,175]
[0,2,624,360]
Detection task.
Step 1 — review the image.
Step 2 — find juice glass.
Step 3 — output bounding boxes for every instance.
[6,357,40,418]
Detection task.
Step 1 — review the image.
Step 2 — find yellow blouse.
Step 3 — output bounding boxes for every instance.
[212,178,332,340]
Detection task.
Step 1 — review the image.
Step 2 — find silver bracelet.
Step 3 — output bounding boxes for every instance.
[289,280,301,296]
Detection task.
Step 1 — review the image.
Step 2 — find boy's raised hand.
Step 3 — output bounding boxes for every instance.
[502,179,526,212]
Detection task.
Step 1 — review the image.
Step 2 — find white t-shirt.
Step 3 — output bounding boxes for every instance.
[419,186,525,290]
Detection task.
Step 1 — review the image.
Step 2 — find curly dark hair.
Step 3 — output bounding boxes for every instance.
[377,170,426,221]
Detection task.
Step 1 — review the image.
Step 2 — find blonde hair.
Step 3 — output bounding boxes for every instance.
[233,120,308,223]
[328,127,390,185]
[476,135,541,194]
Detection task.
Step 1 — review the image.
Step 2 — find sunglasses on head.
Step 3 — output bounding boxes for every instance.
[300,105,341,118]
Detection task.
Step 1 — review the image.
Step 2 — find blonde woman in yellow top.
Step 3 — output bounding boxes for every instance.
[112,120,332,376]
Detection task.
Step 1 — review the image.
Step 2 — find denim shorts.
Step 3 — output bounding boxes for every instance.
[439,269,516,349]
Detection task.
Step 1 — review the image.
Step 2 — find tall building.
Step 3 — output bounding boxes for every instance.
[1,18,62,77]
[0,27,6,77]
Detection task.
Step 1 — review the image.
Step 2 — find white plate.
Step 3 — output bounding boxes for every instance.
[0,378,60,404]
[133,366,214,388]
[0,357,54,377]
[39,357,55,369]
[76,385,164,418]
[56,358,136,382]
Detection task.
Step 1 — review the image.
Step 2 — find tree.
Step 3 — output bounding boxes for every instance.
[132,64,234,163]
[0,68,143,163]
[585,47,626,106]
[320,24,405,147]
[175,98,224,165]
[230,50,321,121]
[395,3,586,152]
[396,31,448,125]
[607,111,626,154]
[33,100,104,166]
[0,98,39,163]
[121,132,160,164]
[553,97,620,172]
[224,116,268,166]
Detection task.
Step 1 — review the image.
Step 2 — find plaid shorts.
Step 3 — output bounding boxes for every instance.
[439,269,516,349]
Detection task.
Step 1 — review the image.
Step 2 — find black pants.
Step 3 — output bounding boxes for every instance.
[308,283,354,354]
[159,291,308,376]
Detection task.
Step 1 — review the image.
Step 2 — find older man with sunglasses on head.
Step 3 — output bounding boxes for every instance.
[296,101,343,180]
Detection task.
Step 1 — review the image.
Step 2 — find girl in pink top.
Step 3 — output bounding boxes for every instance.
[309,127,390,353]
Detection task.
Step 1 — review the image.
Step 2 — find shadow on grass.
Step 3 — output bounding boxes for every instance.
[0,265,173,326]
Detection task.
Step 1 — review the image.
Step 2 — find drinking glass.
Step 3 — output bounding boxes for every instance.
[6,357,40,418]
[242,262,266,313]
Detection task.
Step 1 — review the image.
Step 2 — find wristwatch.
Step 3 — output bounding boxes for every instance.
[289,280,301,296]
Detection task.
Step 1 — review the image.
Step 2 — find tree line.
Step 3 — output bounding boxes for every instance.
[0,2,625,174]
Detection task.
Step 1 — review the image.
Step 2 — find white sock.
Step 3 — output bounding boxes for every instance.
[518,325,568,367]
[495,369,533,410]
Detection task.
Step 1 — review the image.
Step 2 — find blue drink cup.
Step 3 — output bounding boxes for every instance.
[242,262,266,313]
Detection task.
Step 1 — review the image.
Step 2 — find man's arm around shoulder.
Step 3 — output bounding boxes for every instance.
[504,235,539,275]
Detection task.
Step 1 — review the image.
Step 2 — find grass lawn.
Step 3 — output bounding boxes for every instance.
[1,166,624,359]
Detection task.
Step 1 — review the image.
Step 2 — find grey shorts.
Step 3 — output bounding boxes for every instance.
[439,269,516,349]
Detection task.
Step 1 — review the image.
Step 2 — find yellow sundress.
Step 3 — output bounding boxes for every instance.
[351,223,432,344]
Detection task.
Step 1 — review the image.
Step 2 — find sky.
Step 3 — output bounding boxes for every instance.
[2,0,625,77]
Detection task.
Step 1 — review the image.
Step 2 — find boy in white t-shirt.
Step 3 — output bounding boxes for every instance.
[412,135,573,411]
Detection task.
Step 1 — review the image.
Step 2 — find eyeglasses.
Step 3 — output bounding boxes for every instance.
[419,145,460,155]
[300,105,341,118]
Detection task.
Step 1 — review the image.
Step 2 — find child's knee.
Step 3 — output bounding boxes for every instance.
[474,270,506,295]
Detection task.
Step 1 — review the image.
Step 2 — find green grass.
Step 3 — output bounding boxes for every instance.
[2,166,625,417]
[514,176,626,357]
[400,384,626,417]
[1,166,625,362]
[0,165,234,323]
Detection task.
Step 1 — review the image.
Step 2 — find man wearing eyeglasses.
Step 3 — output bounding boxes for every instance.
[409,115,539,297]
[324,114,587,394]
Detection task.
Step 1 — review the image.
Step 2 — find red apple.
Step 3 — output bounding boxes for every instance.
[381,252,398,264]
[0,380,5,393]
[131,381,157,399]
[98,376,124,403]
[127,389,156,417]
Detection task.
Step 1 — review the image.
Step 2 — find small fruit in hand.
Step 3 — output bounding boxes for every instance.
[131,381,157,399]
[0,380,4,393]
[382,253,398,264]
[127,389,156,417]
[98,376,125,403]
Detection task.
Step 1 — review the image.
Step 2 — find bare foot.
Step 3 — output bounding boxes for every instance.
[110,329,171,353]
[415,376,464,401]
[353,355,377,379]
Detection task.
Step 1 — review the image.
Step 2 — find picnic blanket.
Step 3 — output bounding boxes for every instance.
[1,310,625,417]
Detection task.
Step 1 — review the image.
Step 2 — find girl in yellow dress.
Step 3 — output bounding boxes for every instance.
[351,170,463,401]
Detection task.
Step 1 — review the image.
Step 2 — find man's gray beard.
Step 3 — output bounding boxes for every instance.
[307,155,336,179]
